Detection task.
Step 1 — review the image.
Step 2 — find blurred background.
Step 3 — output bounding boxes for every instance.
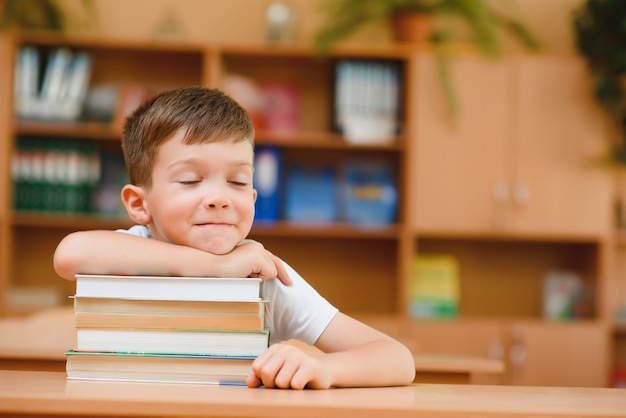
[1,0,626,389]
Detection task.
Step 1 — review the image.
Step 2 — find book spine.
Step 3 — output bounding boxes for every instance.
[253,146,281,222]
[14,45,40,119]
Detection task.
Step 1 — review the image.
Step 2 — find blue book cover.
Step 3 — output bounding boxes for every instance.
[342,159,397,227]
[253,146,282,222]
[284,164,337,223]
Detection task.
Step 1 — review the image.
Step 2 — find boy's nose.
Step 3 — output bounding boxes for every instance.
[202,184,230,209]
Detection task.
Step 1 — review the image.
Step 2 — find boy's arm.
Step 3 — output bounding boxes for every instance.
[53,230,291,285]
[246,312,415,389]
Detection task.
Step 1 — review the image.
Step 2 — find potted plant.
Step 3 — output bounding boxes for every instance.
[313,0,540,118]
[1,0,95,33]
[573,0,626,166]
[573,0,626,227]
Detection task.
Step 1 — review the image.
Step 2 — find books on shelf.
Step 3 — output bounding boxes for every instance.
[65,351,255,385]
[14,46,93,121]
[13,45,40,119]
[12,137,101,214]
[334,59,401,145]
[74,274,263,302]
[342,159,397,227]
[67,274,269,384]
[284,163,338,223]
[223,73,301,134]
[253,146,282,223]
[542,270,593,320]
[409,254,460,319]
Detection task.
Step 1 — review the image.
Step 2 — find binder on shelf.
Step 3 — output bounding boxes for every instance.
[13,46,94,121]
[14,45,40,119]
[261,82,300,135]
[12,137,102,214]
[409,254,460,319]
[39,47,74,119]
[253,146,282,223]
[58,51,93,121]
[284,163,338,223]
[334,59,401,145]
[342,159,397,227]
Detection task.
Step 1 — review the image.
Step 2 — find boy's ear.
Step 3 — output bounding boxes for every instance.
[121,184,152,225]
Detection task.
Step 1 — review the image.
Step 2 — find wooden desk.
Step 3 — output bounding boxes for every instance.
[1,370,625,418]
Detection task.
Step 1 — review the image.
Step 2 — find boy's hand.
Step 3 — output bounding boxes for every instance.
[246,340,333,390]
[226,241,292,286]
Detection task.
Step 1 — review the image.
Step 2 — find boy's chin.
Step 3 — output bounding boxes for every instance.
[195,241,238,255]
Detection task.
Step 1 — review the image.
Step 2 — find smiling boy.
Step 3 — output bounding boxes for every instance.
[53,86,415,389]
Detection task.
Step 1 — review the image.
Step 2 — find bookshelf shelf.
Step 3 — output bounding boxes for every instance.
[15,120,121,141]
[251,221,401,239]
[255,131,405,152]
[11,211,132,230]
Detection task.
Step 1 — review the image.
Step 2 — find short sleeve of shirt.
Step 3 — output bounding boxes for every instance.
[116,225,152,238]
[262,261,339,346]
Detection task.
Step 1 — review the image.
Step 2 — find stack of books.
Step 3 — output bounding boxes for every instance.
[65,274,268,385]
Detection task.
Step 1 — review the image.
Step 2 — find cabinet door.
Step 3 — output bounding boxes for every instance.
[505,321,609,387]
[512,56,612,236]
[408,319,503,358]
[411,53,512,233]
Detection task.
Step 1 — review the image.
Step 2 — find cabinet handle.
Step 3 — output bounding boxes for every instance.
[513,181,530,206]
[488,342,505,361]
[492,180,509,229]
[492,180,509,203]
[509,341,527,367]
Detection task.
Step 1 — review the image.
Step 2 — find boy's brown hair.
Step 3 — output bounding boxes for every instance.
[121,86,255,187]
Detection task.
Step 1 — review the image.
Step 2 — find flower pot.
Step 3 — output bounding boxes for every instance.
[391,12,433,43]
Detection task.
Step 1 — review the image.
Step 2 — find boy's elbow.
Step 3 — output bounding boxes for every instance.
[398,342,416,385]
[53,232,86,281]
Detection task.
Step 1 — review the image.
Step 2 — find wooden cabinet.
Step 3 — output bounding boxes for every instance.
[502,320,609,387]
[420,320,610,387]
[410,53,512,233]
[410,53,612,236]
[406,51,614,387]
[357,315,609,387]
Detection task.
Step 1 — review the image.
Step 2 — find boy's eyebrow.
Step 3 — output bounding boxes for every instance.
[167,158,253,169]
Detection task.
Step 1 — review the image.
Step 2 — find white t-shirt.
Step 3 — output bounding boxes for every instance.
[117,225,339,345]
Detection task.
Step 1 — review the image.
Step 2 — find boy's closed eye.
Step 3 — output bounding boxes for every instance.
[179,179,201,185]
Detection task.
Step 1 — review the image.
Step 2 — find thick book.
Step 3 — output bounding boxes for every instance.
[73,297,264,316]
[75,307,264,331]
[74,274,262,302]
[65,350,253,385]
[75,327,270,357]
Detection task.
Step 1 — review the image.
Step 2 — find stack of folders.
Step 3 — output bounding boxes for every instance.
[65,274,268,385]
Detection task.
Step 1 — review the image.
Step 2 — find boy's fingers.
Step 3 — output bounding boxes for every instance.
[272,254,292,286]
[245,373,262,388]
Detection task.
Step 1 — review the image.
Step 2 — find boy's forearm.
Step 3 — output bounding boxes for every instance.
[53,230,291,284]
[324,339,416,388]
[53,230,223,280]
